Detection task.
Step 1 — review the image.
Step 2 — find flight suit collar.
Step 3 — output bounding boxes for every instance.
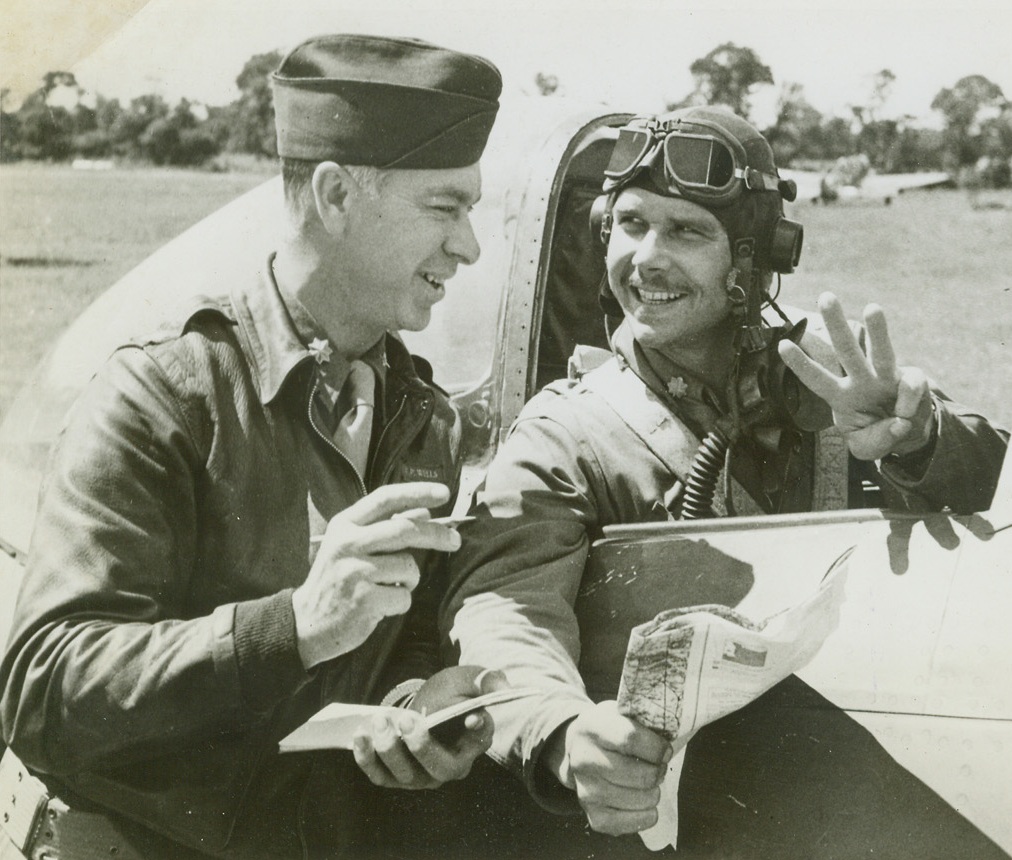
[610,321,724,440]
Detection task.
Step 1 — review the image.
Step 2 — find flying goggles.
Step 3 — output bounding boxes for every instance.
[603,115,792,206]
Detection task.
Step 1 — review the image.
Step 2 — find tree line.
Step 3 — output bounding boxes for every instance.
[2,43,1010,187]
[668,45,1009,187]
[0,52,280,168]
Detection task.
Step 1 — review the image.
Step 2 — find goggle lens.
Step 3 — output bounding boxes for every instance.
[663,135,735,189]
[604,128,653,180]
[605,127,741,197]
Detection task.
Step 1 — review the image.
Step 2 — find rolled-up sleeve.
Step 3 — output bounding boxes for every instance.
[441,406,606,807]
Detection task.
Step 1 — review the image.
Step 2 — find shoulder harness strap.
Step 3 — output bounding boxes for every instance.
[579,358,765,518]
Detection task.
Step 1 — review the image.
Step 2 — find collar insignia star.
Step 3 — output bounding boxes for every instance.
[666,376,689,399]
[307,337,333,365]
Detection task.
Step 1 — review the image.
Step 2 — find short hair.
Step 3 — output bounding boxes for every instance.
[281,158,386,222]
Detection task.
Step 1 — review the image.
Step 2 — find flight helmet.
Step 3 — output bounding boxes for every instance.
[593,106,803,313]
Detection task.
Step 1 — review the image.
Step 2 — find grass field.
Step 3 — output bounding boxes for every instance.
[780,190,1012,427]
[0,164,275,419]
[1,165,1010,427]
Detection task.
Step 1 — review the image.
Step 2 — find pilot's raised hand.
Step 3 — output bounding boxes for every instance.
[778,292,935,462]
[546,700,673,836]
[351,666,503,790]
[292,482,460,669]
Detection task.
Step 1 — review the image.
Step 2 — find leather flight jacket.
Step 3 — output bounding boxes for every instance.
[0,260,462,857]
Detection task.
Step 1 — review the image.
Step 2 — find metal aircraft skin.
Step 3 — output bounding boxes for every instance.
[0,96,1008,855]
[781,153,952,205]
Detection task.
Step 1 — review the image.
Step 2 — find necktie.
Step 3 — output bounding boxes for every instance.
[331,360,375,478]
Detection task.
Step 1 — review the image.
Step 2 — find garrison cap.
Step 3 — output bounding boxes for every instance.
[272,34,502,168]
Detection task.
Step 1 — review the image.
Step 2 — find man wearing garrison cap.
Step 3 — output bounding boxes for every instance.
[1,35,506,860]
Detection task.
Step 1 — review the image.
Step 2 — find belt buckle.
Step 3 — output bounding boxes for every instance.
[0,748,49,853]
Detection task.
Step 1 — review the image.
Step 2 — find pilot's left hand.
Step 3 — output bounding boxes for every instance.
[778,292,935,462]
[351,666,504,790]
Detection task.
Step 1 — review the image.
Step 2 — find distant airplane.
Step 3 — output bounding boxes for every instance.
[781,153,952,205]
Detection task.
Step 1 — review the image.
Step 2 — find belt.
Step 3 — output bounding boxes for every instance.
[0,748,154,860]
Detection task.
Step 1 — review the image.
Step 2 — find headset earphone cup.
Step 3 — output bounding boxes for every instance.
[589,194,612,246]
[587,195,624,316]
[768,218,804,273]
[586,194,623,315]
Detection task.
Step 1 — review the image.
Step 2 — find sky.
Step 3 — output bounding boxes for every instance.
[3,0,1012,129]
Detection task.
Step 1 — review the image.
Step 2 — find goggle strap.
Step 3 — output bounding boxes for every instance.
[734,167,782,193]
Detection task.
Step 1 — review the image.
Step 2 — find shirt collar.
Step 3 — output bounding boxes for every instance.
[230,253,387,405]
[611,320,725,411]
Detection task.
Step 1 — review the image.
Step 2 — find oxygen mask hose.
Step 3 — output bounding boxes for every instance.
[681,426,731,519]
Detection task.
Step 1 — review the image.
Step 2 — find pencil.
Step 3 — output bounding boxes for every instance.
[310,515,476,544]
